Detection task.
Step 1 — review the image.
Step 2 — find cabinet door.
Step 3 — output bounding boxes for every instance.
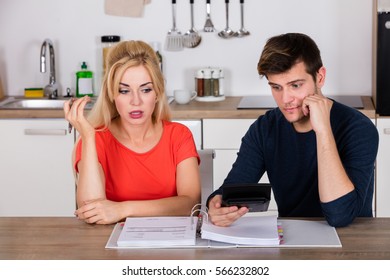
[0,119,75,216]
[203,119,255,149]
[203,119,257,190]
[376,118,390,217]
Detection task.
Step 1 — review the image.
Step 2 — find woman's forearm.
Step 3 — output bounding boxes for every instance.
[76,135,106,206]
[119,195,201,219]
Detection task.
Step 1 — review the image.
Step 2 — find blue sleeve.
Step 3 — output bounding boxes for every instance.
[320,116,378,227]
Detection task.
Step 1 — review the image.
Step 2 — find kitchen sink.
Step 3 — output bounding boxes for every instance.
[0,97,95,109]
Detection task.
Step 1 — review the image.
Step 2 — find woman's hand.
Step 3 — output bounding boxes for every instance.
[75,199,125,225]
[63,96,95,139]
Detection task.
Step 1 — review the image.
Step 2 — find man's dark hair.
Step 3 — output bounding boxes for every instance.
[257,33,323,82]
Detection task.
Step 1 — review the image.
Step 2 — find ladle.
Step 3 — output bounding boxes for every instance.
[235,0,250,37]
[218,0,235,39]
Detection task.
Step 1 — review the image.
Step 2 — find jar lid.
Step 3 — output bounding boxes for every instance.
[203,69,211,78]
[196,70,204,78]
[101,35,121,43]
[211,69,220,79]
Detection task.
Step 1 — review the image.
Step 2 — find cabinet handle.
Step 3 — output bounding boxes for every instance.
[24,129,67,136]
[384,128,390,135]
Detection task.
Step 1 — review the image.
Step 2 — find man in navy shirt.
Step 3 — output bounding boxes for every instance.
[207,33,379,227]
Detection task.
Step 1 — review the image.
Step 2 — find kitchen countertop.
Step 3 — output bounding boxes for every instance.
[0,96,376,119]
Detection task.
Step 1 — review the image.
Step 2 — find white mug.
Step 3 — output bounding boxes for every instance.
[173,89,197,105]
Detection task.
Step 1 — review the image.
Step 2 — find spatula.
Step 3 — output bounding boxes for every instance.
[165,0,183,51]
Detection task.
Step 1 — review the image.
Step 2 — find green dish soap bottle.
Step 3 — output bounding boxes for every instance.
[76,61,94,97]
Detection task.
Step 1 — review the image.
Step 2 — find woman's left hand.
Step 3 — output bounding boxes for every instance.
[74,199,124,225]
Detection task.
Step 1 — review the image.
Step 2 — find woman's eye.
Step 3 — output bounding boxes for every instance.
[119,89,129,94]
[141,88,153,94]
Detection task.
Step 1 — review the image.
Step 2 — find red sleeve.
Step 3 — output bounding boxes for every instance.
[173,123,200,165]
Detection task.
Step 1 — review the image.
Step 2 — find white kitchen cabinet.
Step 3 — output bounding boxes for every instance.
[203,119,277,212]
[376,117,390,217]
[203,119,256,189]
[0,119,75,216]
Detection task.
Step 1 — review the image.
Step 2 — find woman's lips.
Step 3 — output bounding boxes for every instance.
[129,110,143,119]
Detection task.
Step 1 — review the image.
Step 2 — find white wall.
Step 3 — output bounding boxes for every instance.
[379,0,390,11]
[0,0,373,98]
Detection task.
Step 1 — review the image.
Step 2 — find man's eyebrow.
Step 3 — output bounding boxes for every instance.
[268,79,306,86]
[268,82,280,86]
[287,79,306,85]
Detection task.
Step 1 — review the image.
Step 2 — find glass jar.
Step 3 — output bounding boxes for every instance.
[203,69,212,96]
[101,35,120,76]
[195,69,204,97]
[211,68,220,97]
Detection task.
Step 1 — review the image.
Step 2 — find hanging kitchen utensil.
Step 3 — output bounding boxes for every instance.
[203,0,215,32]
[165,0,183,51]
[235,0,250,37]
[218,0,235,39]
[184,0,202,48]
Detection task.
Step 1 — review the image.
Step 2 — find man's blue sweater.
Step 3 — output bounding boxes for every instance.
[208,100,379,227]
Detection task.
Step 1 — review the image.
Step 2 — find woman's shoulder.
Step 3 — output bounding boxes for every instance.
[163,120,192,134]
[162,121,194,145]
[94,127,116,147]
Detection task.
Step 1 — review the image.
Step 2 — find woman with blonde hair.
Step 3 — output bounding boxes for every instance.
[64,41,200,224]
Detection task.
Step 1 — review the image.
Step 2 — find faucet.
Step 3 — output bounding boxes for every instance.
[40,39,59,99]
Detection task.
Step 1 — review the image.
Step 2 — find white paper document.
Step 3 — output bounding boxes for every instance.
[201,215,280,246]
[116,216,197,247]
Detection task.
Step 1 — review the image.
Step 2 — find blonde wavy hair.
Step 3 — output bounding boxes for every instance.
[88,40,171,129]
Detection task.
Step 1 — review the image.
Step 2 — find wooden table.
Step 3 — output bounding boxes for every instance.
[1,217,389,260]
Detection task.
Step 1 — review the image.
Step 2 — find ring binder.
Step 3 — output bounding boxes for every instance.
[190,204,209,222]
[190,204,209,236]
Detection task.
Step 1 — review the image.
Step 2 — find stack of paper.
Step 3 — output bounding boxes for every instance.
[201,215,280,246]
[117,216,197,247]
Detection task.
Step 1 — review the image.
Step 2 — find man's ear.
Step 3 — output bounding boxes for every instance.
[316,66,326,88]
